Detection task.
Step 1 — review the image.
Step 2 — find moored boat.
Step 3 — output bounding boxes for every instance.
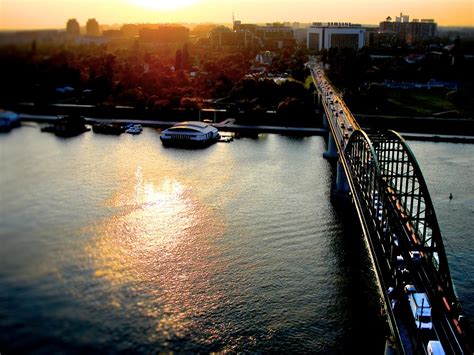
[125,124,142,134]
[41,114,89,137]
[92,122,123,135]
[0,111,20,132]
[160,121,220,148]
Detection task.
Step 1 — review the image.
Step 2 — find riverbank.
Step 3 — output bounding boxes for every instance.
[17,113,474,144]
[10,101,474,137]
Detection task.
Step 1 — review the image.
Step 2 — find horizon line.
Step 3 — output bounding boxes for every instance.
[1,21,474,32]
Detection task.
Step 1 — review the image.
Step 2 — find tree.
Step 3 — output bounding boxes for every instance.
[180,96,202,110]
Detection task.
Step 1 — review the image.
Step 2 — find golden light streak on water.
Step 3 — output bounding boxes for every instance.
[86,166,227,339]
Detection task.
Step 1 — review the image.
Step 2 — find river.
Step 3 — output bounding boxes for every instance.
[0,125,472,353]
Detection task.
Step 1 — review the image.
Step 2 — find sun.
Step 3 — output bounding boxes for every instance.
[129,0,201,10]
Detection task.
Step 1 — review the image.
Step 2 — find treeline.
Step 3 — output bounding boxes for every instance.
[0,42,316,126]
[0,43,250,108]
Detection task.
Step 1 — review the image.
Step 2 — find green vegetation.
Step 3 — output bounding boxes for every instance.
[322,46,474,119]
[353,88,458,117]
[386,89,456,116]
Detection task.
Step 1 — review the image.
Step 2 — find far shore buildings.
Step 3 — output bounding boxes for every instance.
[0,14,438,50]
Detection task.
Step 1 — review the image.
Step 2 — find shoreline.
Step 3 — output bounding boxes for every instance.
[17,113,474,144]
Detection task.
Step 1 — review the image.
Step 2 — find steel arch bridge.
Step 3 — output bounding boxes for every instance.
[343,129,471,354]
[345,130,454,298]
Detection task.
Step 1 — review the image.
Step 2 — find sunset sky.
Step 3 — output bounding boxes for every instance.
[0,0,473,30]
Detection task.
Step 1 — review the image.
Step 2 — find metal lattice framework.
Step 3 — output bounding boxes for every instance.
[344,129,457,303]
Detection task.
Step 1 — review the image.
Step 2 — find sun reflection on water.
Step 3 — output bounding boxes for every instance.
[86,166,226,342]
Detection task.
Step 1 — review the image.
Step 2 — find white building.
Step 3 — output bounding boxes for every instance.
[307,23,365,51]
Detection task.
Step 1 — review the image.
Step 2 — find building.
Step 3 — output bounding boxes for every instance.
[379,14,437,45]
[121,24,139,38]
[406,19,437,44]
[293,28,308,45]
[255,24,295,50]
[209,26,254,49]
[307,23,365,51]
[86,18,100,37]
[102,30,123,39]
[66,18,80,36]
[232,20,295,50]
[139,25,189,45]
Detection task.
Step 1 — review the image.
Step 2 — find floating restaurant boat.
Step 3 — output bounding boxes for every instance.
[160,121,220,148]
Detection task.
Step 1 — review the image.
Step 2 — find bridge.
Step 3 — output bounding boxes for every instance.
[309,59,472,354]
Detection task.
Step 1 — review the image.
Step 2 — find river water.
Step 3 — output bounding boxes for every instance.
[0,125,472,353]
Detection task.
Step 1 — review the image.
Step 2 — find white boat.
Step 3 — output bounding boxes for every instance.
[126,124,142,134]
[160,121,220,148]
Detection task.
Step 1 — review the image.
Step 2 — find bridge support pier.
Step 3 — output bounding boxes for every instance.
[322,112,328,130]
[335,159,350,194]
[323,132,338,159]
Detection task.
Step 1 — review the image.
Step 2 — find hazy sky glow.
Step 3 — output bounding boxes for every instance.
[0,0,472,29]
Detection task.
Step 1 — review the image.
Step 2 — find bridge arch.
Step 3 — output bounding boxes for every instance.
[345,129,457,303]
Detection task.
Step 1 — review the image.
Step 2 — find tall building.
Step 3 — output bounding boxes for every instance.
[379,14,437,45]
[307,23,365,51]
[86,18,100,37]
[66,18,80,36]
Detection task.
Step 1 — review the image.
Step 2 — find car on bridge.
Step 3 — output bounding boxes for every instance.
[409,250,422,263]
[405,284,433,330]
[427,340,446,355]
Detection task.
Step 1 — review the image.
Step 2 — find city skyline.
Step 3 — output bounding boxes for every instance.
[1,0,473,30]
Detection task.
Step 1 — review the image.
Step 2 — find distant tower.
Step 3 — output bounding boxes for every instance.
[66,18,80,36]
[86,18,100,36]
